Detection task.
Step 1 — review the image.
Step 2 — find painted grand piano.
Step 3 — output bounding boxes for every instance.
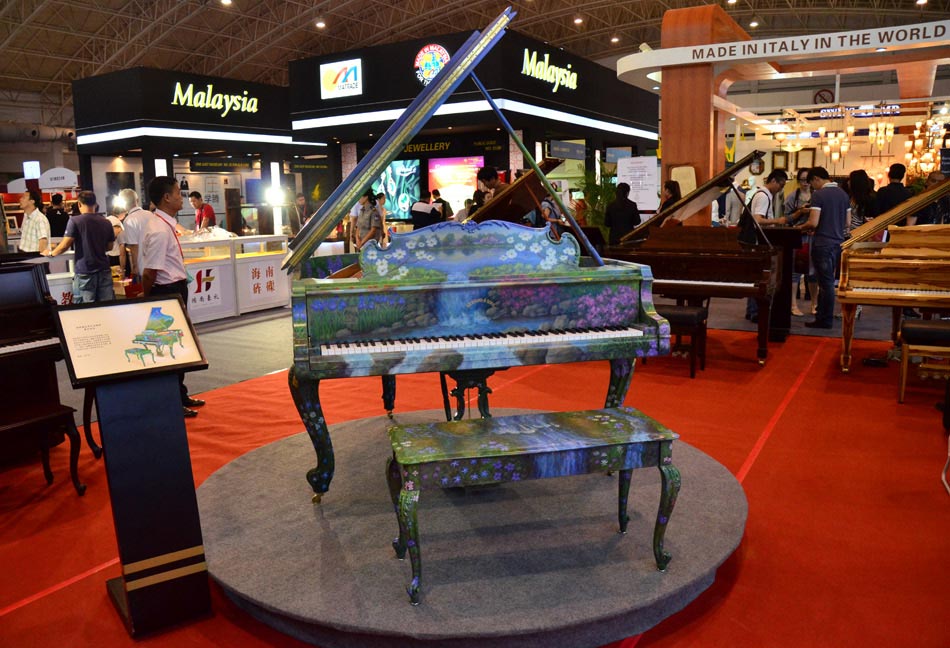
[132,306,185,359]
[281,8,669,502]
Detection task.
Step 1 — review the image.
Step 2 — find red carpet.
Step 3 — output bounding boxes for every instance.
[1,330,948,648]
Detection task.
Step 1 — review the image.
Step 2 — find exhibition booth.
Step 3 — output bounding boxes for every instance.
[289,30,660,219]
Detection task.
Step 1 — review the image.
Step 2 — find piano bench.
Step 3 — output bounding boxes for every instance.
[0,404,86,496]
[655,305,708,378]
[385,406,680,604]
[899,320,950,407]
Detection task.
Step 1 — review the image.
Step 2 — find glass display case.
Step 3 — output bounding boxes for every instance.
[232,235,290,314]
[181,238,238,323]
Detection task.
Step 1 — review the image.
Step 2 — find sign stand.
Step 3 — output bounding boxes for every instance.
[96,373,210,636]
[54,296,210,636]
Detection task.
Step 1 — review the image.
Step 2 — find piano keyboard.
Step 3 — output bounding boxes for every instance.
[848,287,950,296]
[319,326,643,356]
[655,279,756,290]
[0,336,60,355]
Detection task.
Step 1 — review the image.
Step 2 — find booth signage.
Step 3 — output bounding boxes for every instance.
[189,158,253,173]
[521,49,578,93]
[290,161,332,172]
[171,82,260,118]
[190,267,222,309]
[606,147,632,164]
[320,58,363,99]
[549,140,585,160]
[414,44,451,86]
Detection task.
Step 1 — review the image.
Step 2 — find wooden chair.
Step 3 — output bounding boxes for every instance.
[655,302,709,378]
[899,319,950,408]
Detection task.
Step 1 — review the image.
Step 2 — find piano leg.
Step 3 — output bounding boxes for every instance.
[443,370,496,420]
[755,297,770,365]
[606,358,635,408]
[288,366,335,503]
[382,376,396,418]
[840,303,858,373]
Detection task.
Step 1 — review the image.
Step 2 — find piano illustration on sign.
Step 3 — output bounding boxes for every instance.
[131,306,185,360]
[282,8,668,502]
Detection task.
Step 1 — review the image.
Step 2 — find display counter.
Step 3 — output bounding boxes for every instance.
[181,238,238,323]
[233,235,290,314]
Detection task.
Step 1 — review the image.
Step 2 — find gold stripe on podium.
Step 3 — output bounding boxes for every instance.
[122,545,205,576]
[125,562,208,592]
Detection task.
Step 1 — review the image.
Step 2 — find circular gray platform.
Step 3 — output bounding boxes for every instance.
[197,409,747,648]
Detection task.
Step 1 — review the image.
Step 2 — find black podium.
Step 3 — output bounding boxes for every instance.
[55,296,210,636]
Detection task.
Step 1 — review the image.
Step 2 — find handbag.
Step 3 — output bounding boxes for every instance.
[794,241,810,274]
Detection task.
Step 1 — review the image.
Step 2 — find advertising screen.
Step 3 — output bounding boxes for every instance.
[427,156,484,217]
[372,159,420,221]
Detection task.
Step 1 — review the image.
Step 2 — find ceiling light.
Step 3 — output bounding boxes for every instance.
[315,19,326,29]
[916,0,927,5]
[611,36,619,44]
[730,117,737,121]
[220,0,232,5]
[727,0,737,4]
[574,17,583,25]
[876,47,886,52]
[749,16,760,28]
[652,86,660,91]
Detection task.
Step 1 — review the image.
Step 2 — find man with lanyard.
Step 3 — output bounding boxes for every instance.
[799,166,850,329]
[44,190,116,303]
[119,188,150,280]
[17,189,50,255]
[142,176,205,418]
[743,170,788,321]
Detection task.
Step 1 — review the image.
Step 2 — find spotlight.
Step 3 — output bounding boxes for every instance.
[749,16,760,28]
[611,36,619,44]
[573,17,583,25]
[315,19,326,29]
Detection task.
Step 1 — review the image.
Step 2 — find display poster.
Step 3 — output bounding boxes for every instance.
[617,157,660,211]
[372,159,420,221]
[189,265,224,310]
[56,296,206,387]
[427,156,484,217]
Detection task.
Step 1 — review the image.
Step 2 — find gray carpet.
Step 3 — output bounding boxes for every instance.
[197,409,748,648]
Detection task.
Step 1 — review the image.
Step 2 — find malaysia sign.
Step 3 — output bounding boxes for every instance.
[521,49,578,93]
[171,82,259,118]
[320,58,363,99]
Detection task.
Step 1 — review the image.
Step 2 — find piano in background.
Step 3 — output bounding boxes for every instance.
[0,261,67,456]
[281,8,668,502]
[602,151,801,365]
[837,178,950,372]
[467,158,564,225]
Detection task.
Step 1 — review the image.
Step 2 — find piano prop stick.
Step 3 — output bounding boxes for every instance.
[55,296,210,636]
[838,177,950,372]
[283,7,671,505]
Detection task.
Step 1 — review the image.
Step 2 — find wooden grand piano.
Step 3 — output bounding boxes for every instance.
[837,177,950,372]
[281,9,669,502]
[602,151,800,365]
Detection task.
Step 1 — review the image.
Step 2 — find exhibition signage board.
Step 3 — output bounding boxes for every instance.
[549,140,585,160]
[617,157,660,212]
[55,295,207,388]
[73,68,289,134]
[189,158,254,173]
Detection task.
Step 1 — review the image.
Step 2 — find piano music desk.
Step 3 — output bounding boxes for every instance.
[386,406,680,604]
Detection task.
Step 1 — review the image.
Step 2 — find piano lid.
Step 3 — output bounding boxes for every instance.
[282,8,516,271]
[620,150,766,243]
[842,177,950,250]
[468,158,563,224]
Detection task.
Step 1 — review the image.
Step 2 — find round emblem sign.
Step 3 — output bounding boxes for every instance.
[414,44,450,86]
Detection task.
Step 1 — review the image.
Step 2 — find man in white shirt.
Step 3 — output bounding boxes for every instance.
[142,176,205,418]
[119,188,150,279]
[743,170,788,321]
[17,189,50,254]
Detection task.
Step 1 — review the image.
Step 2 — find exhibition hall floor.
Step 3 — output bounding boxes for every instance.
[1,305,948,648]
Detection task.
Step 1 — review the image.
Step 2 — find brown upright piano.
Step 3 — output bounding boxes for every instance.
[0,261,71,462]
[837,178,950,372]
[602,151,794,365]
